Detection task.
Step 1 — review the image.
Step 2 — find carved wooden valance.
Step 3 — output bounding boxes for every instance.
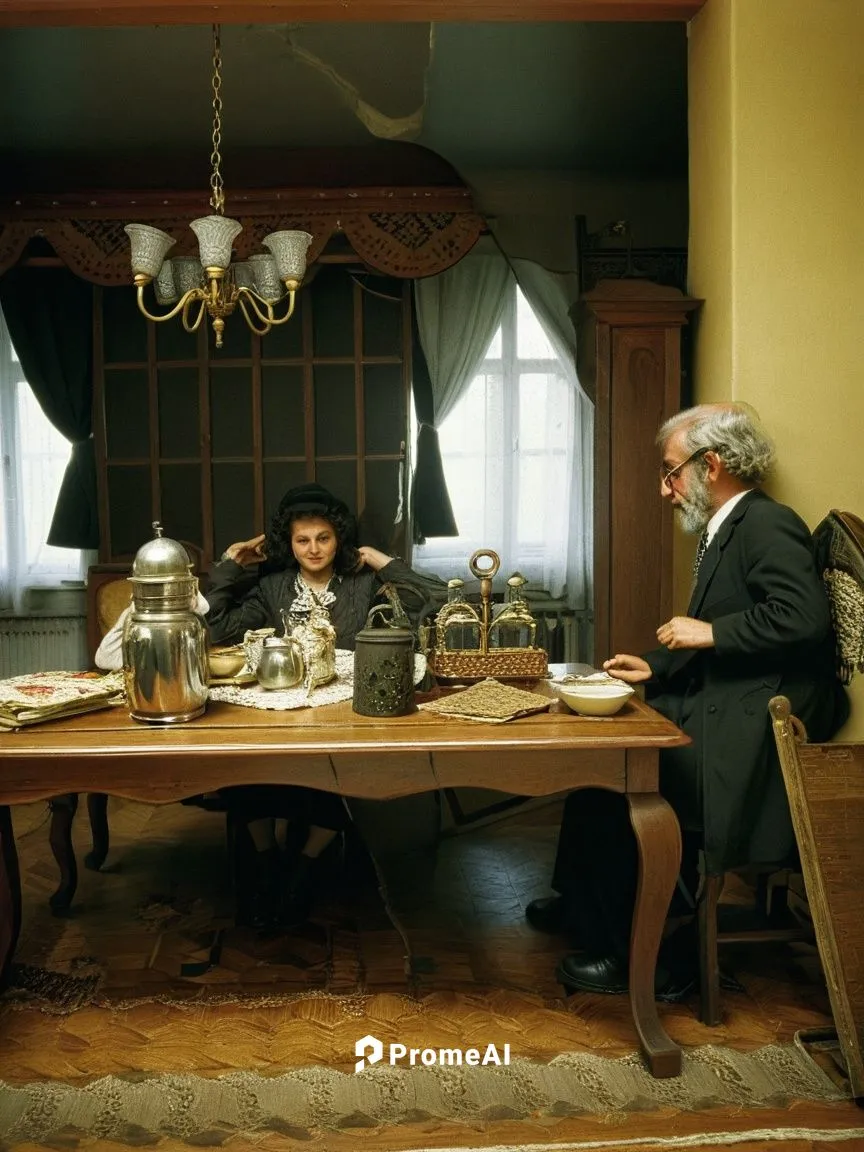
[0,187,485,284]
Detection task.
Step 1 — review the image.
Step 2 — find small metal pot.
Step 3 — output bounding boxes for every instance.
[256,635,305,690]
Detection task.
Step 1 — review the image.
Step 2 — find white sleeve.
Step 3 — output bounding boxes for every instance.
[94,605,131,671]
[94,594,210,671]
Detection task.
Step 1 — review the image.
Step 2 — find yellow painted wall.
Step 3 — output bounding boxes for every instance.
[688,0,864,735]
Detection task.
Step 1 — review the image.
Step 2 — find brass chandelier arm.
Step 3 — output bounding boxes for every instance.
[134,284,203,324]
[265,289,298,328]
[181,295,207,333]
[237,294,272,336]
[237,285,276,327]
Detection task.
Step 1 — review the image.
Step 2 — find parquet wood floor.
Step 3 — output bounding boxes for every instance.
[2,796,863,1151]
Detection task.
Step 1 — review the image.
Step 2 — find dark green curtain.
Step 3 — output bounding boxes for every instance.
[409,299,458,543]
[0,266,98,549]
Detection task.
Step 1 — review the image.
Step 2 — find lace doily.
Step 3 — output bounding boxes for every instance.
[208,650,426,711]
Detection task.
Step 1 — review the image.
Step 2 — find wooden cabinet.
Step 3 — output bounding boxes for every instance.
[577,278,701,659]
[94,265,411,564]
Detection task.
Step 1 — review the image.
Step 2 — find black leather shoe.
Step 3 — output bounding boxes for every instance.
[525,895,571,934]
[556,952,691,999]
[557,952,630,995]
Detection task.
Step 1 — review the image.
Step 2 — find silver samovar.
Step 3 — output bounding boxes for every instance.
[122,523,208,723]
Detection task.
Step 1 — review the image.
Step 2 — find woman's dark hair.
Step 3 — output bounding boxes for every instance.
[263,486,359,575]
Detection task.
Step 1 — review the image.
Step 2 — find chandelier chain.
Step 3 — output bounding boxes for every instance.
[209,23,225,216]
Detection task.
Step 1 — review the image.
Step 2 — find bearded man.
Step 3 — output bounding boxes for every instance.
[527,403,848,995]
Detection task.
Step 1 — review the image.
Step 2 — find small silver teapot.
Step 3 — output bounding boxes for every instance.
[256,635,305,691]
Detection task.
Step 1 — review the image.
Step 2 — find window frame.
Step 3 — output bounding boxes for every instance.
[412,284,574,588]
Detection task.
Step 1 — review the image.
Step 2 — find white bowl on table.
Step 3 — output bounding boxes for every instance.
[550,675,635,717]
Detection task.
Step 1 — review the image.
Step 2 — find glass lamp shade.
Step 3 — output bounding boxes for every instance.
[173,258,205,295]
[125,224,176,279]
[190,215,243,270]
[248,254,283,303]
[262,230,313,281]
[232,261,255,290]
[153,259,179,305]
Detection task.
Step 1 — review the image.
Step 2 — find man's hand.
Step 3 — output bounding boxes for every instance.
[356,546,394,572]
[222,533,267,567]
[603,654,652,684]
[656,616,715,650]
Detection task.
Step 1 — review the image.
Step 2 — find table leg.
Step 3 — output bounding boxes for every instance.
[48,793,79,915]
[85,793,110,871]
[627,791,682,1078]
[0,805,22,989]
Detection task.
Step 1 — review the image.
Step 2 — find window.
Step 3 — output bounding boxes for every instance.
[413,286,576,597]
[0,306,91,612]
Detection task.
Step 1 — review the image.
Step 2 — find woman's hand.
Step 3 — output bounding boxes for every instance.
[222,533,267,567]
[602,654,652,684]
[356,545,394,572]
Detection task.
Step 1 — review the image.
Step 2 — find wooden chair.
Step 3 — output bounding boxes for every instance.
[697,860,810,1026]
[769,695,864,1099]
[47,544,212,915]
[696,508,864,1025]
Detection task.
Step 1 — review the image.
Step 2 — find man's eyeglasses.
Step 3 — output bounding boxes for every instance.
[660,447,709,489]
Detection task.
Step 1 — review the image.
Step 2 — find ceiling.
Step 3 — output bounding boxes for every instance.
[0,21,688,190]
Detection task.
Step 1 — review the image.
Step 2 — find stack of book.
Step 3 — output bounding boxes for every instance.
[0,670,125,730]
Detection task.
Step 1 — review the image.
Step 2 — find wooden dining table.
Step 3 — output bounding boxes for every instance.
[0,679,689,1078]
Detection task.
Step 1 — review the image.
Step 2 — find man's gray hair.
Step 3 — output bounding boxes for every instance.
[657,403,776,484]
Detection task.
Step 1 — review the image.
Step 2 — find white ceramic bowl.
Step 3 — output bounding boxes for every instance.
[552,680,635,716]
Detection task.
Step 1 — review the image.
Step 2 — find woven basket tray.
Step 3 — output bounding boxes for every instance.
[429,647,548,683]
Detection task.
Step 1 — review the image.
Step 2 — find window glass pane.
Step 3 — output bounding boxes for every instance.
[16,383,80,577]
[413,285,578,601]
[520,373,569,451]
[516,286,554,359]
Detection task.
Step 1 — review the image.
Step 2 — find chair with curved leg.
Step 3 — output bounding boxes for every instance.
[48,542,208,915]
[47,564,130,914]
[696,509,864,1024]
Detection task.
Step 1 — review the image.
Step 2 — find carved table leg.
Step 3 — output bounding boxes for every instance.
[0,805,22,990]
[627,790,683,1078]
[85,793,109,871]
[48,793,79,915]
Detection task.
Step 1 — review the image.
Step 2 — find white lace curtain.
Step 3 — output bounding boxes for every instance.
[413,252,592,610]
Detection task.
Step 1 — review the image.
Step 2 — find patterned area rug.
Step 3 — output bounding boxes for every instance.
[0,1039,852,1146]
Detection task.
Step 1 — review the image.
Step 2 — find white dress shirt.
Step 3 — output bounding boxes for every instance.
[704,489,752,546]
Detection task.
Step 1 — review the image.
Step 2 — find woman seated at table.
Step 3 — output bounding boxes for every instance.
[207,482,427,932]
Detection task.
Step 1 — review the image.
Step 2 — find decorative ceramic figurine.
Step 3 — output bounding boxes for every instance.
[281,599,337,694]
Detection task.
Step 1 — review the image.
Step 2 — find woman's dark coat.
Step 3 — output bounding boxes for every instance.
[206,557,424,649]
[645,490,848,874]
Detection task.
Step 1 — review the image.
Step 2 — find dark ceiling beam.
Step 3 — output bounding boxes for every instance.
[0,0,707,28]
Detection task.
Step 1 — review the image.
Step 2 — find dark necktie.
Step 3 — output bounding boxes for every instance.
[693,530,709,577]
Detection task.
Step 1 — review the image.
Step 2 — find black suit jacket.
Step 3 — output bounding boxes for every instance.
[645,489,848,873]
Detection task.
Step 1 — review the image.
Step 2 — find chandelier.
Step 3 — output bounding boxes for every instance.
[124,25,312,349]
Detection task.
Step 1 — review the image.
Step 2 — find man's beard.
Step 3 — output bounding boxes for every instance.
[674,471,713,534]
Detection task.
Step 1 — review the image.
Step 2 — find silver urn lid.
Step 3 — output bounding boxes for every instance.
[131,522,193,583]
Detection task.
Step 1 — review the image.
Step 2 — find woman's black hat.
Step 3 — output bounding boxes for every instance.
[276,483,349,519]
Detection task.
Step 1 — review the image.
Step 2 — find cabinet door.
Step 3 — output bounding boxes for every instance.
[95,266,411,561]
